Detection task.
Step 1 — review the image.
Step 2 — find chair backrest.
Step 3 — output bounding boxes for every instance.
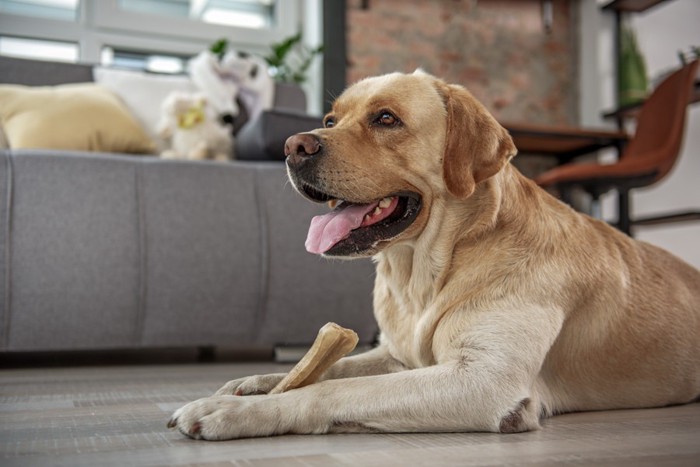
[623,59,699,181]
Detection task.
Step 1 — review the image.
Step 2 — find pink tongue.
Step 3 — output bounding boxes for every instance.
[305,202,378,254]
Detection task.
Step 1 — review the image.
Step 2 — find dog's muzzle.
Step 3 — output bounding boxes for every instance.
[284,131,422,257]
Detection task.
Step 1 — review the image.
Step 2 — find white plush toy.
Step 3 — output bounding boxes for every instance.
[157,91,233,161]
[189,49,274,122]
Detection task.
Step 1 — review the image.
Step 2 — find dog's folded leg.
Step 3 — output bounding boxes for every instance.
[319,344,408,380]
[216,327,395,397]
[215,373,286,396]
[216,341,406,397]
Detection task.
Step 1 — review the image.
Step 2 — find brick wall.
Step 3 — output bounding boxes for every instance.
[346,0,579,126]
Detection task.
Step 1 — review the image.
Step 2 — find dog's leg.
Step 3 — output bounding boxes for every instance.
[170,305,563,440]
[215,345,406,396]
[320,344,408,379]
[171,363,539,440]
[307,304,562,436]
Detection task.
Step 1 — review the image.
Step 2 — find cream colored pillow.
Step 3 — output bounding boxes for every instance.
[0,83,156,154]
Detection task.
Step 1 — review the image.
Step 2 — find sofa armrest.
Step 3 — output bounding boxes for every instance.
[0,151,8,349]
[235,109,322,162]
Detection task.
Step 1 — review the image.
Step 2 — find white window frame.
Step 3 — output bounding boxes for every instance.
[0,0,300,63]
[0,0,325,114]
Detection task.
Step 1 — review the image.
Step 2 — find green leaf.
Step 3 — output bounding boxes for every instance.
[210,38,228,60]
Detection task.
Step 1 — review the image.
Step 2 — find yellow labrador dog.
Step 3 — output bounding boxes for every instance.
[169,70,700,440]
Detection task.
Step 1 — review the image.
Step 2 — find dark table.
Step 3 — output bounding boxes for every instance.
[503,122,629,163]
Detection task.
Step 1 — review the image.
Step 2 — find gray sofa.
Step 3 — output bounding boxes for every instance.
[0,57,376,353]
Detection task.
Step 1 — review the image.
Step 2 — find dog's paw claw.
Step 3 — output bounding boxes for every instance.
[190,422,202,437]
[167,417,177,429]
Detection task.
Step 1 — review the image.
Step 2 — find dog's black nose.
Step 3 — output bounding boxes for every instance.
[285,133,321,161]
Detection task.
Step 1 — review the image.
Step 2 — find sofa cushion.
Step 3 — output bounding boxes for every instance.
[0,83,155,154]
[5,150,143,350]
[139,160,262,347]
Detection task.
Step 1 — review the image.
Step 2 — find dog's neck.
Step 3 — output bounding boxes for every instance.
[374,165,550,309]
[373,167,506,310]
[370,168,512,367]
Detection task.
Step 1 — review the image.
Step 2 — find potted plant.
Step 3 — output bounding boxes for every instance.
[264,32,323,85]
[209,34,322,111]
[618,23,648,107]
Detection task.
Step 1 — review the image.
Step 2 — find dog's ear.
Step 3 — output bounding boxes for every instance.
[435,81,517,198]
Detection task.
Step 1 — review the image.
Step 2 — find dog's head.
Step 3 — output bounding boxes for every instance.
[285,70,516,258]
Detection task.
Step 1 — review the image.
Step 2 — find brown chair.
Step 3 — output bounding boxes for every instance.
[536,59,699,235]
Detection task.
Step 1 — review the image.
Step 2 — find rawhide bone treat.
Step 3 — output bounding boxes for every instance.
[269,322,359,394]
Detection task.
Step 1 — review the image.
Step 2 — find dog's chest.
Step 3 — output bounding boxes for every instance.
[374,275,439,369]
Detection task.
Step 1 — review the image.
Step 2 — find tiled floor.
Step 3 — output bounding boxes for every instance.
[1,362,699,466]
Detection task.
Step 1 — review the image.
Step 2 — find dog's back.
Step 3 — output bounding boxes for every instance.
[500,167,700,414]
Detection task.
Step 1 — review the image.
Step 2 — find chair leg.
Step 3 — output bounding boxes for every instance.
[590,195,602,219]
[617,190,632,236]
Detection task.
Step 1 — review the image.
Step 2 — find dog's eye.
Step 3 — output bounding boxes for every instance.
[374,111,399,127]
[324,117,335,128]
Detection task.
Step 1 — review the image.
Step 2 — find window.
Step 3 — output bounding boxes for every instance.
[101,47,189,74]
[89,1,295,55]
[0,0,78,21]
[118,0,275,29]
[0,0,321,112]
[0,36,78,62]
[0,1,297,65]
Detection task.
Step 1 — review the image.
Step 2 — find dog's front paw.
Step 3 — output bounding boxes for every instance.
[214,373,286,396]
[168,395,300,440]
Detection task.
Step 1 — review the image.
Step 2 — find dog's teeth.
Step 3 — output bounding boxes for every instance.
[379,197,392,209]
[373,207,382,216]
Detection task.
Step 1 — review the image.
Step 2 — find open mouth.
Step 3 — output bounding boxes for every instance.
[302,187,422,256]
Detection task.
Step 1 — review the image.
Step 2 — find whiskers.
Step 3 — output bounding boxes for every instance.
[331,158,383,195]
